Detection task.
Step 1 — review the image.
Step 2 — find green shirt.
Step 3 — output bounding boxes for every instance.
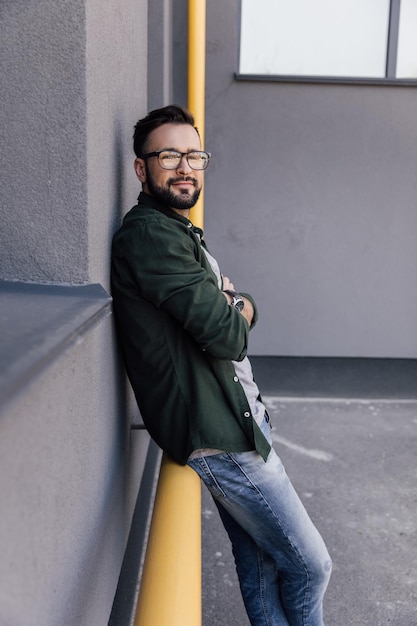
[111,192,271,465]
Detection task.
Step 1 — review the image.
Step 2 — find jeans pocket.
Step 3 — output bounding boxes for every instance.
[188,456,227,499]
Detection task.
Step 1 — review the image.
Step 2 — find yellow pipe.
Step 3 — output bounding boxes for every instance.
[188,0,206,229]
[134,3,206,624]
[134,456,201,626]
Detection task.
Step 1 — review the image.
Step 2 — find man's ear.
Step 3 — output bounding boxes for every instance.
[134,158,146,183]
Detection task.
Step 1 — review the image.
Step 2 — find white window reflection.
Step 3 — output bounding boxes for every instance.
[397,0,417,78]
[240,0,417,79]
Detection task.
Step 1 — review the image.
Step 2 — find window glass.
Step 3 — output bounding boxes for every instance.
[396,0,417,78]
[239,0,391,78]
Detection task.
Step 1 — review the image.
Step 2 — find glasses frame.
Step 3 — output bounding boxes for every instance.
[141,149,211,170]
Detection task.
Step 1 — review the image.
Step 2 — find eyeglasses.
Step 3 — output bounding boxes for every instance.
[141,149,211,170]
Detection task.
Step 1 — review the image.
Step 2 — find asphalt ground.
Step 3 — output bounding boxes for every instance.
[201,360,417,626]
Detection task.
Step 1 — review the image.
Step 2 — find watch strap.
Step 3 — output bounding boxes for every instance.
[223,290,244,312]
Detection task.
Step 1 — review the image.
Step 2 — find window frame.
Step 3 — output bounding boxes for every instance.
[236,0,417,86]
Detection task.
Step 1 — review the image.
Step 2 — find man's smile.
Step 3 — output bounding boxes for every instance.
[168,176,197,189]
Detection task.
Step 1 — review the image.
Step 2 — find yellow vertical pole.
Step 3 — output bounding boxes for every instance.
[188,0,206,229]
[133,3,206,625]
[134,456,201,626]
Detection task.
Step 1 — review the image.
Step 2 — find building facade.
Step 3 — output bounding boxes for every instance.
[1,1,416,623]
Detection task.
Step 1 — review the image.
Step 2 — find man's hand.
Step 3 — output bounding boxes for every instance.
[222,275,254,326]
[222,275,235,292]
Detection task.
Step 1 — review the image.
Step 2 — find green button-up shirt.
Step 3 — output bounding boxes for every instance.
[111,192,270,465]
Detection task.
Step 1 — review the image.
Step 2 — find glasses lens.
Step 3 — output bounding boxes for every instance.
[187,152,209,170]
[159,151,181,169]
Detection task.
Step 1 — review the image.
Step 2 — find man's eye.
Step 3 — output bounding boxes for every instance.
[163,152,180,160]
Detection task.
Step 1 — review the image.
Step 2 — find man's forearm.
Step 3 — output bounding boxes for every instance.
[240,296,254,326]
[223,291,254,326]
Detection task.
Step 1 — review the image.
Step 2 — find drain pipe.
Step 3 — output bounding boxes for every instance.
[133,3,206,625]
[188,0,206,229]
[133,456,202,626]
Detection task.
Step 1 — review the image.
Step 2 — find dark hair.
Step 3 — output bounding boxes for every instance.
[133,104,199,157]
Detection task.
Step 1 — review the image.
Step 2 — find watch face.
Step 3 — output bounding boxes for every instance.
[224,289,244,312]
[233,296,244,312]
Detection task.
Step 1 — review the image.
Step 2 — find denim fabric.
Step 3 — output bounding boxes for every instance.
[187,418,332,625]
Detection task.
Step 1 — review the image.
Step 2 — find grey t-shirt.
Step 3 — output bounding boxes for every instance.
[188,245,266,459]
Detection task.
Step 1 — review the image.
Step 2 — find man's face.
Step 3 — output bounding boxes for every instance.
[134,123,204,214]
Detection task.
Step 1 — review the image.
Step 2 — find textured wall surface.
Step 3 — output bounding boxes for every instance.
[1,0,89,283]
[0,319,150,625]
[0,0,147,286]
[86,0,148,288]
[0,0,150,623]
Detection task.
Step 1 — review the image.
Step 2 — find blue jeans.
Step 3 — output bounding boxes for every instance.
[187,417,332,625]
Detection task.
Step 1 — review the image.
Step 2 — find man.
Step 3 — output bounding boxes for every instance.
[111,105,331,625]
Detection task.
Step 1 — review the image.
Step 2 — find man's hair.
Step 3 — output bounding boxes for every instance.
[133,104,198,157]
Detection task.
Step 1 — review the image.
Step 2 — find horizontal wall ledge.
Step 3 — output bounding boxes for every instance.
[234,73,417,87]
[0,281,112,414]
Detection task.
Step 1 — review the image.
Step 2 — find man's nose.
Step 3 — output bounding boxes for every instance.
[177,154,192,173]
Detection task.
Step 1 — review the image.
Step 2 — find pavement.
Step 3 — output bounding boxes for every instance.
[201,358,417,626]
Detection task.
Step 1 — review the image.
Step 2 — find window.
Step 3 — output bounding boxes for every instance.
[239,0,417,82]
[396,0,417,77]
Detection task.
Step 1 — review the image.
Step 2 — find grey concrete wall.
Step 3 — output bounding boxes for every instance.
[85,0,148,288]
[0,0,151,623]
[198,0,417,358]
[1,0,89,283]
[147,0,173,110]
[0,0,147,288]
[0,321,150,626]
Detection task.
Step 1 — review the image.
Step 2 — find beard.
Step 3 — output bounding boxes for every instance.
[146,166,201,210]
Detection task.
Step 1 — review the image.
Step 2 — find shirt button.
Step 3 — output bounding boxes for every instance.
[233,376,239,382]
[243,411,251,418]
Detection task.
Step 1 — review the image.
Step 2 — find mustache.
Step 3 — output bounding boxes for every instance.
[168,176,198,187]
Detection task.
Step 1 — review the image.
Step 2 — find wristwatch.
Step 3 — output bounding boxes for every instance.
[224,290,244,312]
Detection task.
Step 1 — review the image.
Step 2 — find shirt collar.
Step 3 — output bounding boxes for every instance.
[137,191,204,238]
